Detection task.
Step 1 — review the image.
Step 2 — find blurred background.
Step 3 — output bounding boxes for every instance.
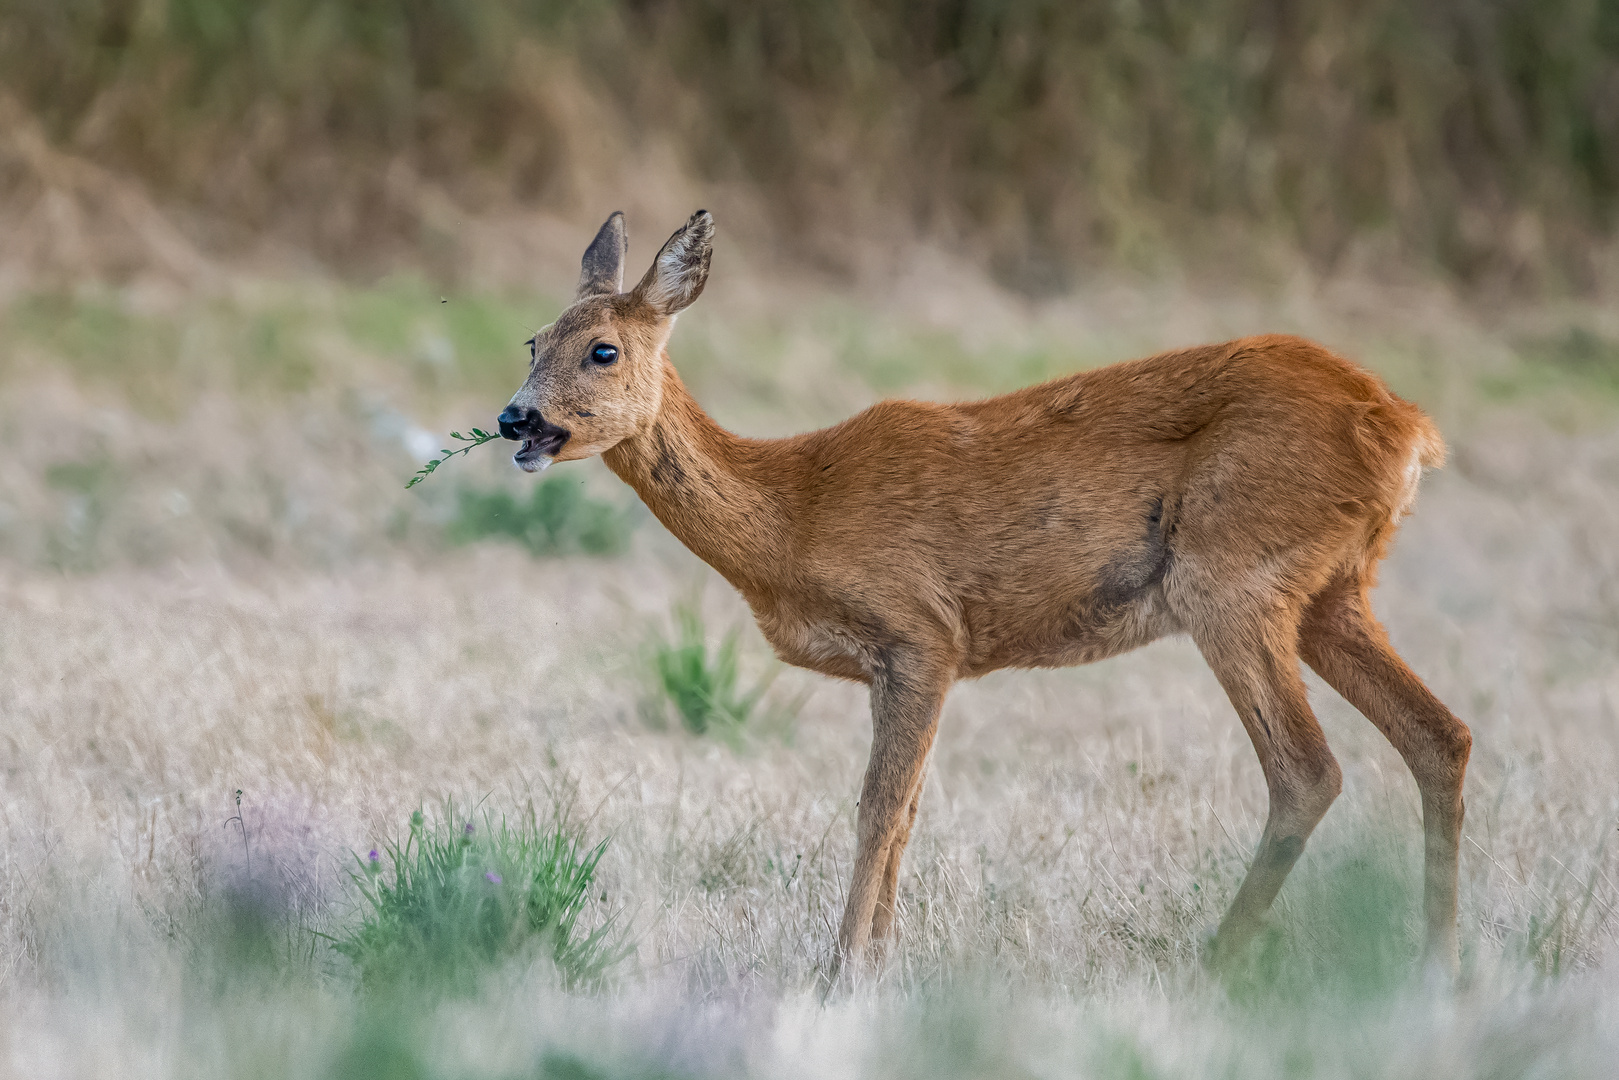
[6,0,1619,288]
[3,5,1619,1077]
[1,0,1617,569]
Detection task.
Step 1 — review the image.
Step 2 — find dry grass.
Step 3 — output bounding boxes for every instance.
[1,256,1618,1077]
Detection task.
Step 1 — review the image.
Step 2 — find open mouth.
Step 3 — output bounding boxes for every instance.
[513,438,554,472]
[498,406,570,471]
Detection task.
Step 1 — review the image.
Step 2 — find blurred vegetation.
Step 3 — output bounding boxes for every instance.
[333,805,625,992]
[1216,834,1422,1005]
[644,605,778,740]
[1,0,1616,291]
[1510,325,1619,395]
[447,477,636,556]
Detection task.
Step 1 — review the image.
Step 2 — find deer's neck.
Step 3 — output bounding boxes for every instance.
[603,360,795,598]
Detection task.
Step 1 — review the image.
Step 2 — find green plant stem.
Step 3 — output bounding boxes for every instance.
[405,428,500,488]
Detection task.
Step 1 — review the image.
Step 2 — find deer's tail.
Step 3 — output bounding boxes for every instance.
[1389,399,1445,521]
[1342,391,1444,580]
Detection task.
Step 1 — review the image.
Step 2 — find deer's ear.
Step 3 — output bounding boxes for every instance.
[576,211,628,299]
[632,210,713,316]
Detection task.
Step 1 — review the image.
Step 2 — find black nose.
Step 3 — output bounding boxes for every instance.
[498,405,537,441]
[499,405,571,457]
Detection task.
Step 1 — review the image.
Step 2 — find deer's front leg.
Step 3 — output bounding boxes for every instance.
[837,649,951,972]
[870,778,924,951]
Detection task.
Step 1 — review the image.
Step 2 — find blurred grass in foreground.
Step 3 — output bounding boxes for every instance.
[24,824,1618,1079]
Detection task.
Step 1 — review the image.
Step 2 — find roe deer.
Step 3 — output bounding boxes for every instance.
[498,210,1472,977]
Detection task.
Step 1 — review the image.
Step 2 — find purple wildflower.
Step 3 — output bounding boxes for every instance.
[485,871,502,884]
[464,822,476,836]
[368,849,380,863]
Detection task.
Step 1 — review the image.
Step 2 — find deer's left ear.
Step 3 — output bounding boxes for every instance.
[633,210,713,316]
[577,211,628,299]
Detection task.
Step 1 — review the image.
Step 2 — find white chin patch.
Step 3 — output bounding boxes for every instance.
[515,453,553,473]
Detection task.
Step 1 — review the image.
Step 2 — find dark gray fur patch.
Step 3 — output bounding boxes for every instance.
[847,617,911,698]
[1032,497,1063,530]
[869,645,918,709]
[1093,496,1172,607]
[649,431,687,488]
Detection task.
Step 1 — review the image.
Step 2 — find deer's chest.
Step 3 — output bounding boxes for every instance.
[752,604,874,683]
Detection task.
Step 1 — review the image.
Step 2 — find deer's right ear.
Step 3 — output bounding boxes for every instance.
[632,210,714,317]
[576,211,628,299]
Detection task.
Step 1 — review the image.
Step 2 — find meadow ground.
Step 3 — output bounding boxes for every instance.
[2,251,1618,1078]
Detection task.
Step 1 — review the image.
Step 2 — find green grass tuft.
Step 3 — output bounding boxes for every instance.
[645,606,776,739]
[446,478,635,556]
[332,805,627,993]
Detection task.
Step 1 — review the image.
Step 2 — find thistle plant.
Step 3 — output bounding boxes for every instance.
[405,428,501,488]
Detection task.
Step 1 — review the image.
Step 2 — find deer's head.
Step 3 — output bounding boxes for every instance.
[498,210,713,471]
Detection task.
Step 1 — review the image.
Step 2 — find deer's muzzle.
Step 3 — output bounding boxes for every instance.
[498,405,571,471]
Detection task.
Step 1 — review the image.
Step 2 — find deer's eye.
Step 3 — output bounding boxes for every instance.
[589,343,619,366]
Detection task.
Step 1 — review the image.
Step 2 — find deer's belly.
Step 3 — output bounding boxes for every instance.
[962,585,1181,677]
[747,567,1182,684]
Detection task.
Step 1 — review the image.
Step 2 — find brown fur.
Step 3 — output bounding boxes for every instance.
[503,211,1472,977]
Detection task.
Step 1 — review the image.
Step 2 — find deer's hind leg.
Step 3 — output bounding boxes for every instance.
[1299,574,1471,975]
[1192,605,1344,966]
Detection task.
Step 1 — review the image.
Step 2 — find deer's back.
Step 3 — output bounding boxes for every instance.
[759,334,1436,679]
